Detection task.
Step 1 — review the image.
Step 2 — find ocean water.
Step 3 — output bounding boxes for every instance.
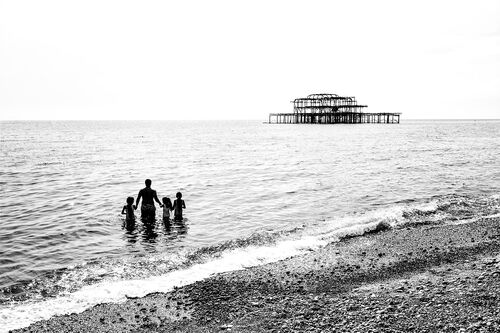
[0,120,499,331]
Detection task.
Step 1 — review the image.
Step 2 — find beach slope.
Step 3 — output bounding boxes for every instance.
[14,217,500,332]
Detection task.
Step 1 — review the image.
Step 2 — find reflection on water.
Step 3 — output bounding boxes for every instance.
[164,219,188,239]
[141,218,159,243]
[121,217,188,247]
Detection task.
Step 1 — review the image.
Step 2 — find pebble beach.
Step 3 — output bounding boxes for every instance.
[13,216,500,333]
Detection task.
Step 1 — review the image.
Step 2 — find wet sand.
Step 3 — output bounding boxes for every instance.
[14,217,500,332]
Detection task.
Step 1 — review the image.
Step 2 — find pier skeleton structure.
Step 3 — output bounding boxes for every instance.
[268,93,400,124]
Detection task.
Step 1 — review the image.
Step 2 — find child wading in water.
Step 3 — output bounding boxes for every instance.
[161,197,173,222]
[121,196,136,222]
[172,192,186,221]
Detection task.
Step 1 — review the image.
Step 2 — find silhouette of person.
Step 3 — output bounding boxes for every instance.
[172,192,186,222]
[161,197,173,224]
[135,179,162,222]
[121,196,136,222]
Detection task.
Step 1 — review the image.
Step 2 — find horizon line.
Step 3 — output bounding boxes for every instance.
[1,118,500,122]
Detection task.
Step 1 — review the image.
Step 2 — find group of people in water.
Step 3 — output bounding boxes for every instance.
[121,179,185,223]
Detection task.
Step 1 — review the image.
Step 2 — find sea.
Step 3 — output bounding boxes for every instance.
[0,120,499,331]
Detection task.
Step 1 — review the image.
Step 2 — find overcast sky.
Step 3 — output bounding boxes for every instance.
[1,0,499,120]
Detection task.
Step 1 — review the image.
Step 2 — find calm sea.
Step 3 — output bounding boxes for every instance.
[1,120,499,330]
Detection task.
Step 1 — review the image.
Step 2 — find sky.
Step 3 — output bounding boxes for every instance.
[0,0,499,120]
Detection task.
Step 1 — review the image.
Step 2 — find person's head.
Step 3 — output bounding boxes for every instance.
[176,192,182,199]
[145,179,152,187]
[126,196,134,205]
[162,197,171,205]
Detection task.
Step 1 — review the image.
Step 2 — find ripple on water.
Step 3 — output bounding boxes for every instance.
[0,120,499,302]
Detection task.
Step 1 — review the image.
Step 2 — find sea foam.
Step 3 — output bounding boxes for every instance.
[0,235,328,332]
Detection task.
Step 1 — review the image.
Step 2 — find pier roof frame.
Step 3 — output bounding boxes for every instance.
[293,93,355,103]
[307,93,353,100]
[307,93,339,99]
[293,104,368,109]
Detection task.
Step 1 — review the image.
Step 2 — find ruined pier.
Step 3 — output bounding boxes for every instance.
[268,94,400,124]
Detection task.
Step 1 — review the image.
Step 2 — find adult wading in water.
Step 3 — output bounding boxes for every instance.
[135,179,162,222]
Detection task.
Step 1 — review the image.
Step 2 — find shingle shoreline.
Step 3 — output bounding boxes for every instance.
[15,218,500,332]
